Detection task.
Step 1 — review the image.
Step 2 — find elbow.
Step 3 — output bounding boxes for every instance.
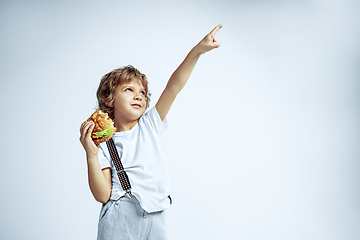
[91,189,111,204]
[98,199,109,204]
[164,84,181,96]
[96,195,110,204]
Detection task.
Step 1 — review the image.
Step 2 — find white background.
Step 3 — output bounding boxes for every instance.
[1,0,359,239]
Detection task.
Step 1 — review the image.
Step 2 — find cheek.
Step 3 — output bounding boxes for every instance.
[113,94,130,107]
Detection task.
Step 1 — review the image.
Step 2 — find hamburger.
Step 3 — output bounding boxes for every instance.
[87,110,117,144]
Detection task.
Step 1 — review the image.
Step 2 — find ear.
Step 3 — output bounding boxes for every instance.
[105,100,114,108]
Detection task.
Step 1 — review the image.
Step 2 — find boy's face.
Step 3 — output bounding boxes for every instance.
[111,79,147,124]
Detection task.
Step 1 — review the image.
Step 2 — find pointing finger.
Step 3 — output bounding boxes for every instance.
[210,24,223,36]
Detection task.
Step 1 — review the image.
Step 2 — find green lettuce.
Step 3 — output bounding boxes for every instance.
[93,125,114,137]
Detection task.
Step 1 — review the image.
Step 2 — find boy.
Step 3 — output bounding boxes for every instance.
[80,24,222,240]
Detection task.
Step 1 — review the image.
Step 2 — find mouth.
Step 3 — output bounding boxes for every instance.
[131,103,142,108]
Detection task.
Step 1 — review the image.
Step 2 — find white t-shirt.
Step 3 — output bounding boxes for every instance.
[98,107,170,213]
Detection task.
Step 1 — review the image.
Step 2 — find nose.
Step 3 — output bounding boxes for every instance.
[134,92,143,101]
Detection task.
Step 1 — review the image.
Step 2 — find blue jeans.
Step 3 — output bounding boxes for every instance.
[97,196,167,240]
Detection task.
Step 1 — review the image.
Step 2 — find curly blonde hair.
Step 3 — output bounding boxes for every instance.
[96,65,151,120]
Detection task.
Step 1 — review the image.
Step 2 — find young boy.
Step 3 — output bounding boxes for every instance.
[80,24,222,240]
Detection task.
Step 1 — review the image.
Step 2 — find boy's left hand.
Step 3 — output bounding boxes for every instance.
[195,24,223,54]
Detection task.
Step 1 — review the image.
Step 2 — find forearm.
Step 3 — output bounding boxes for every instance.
[165,45,203,94]
[87,155,111,203]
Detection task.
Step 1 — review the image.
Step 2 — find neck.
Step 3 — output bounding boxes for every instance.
[114,119,138,132]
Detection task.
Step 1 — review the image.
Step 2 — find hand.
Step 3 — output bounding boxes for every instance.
[79,121,99,157]
[195,24,223,54]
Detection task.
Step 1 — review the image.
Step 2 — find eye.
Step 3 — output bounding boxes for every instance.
[140,90,145,95]
[125,88,132,92]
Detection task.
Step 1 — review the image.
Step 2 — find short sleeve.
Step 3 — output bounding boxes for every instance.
[98,142,111,169]
[144,106,168,135]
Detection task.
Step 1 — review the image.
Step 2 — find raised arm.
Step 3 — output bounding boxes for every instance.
[156,24,223,120]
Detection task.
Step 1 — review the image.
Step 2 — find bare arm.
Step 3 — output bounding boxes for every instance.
[156,24,223,120]
[80,121,112,204]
